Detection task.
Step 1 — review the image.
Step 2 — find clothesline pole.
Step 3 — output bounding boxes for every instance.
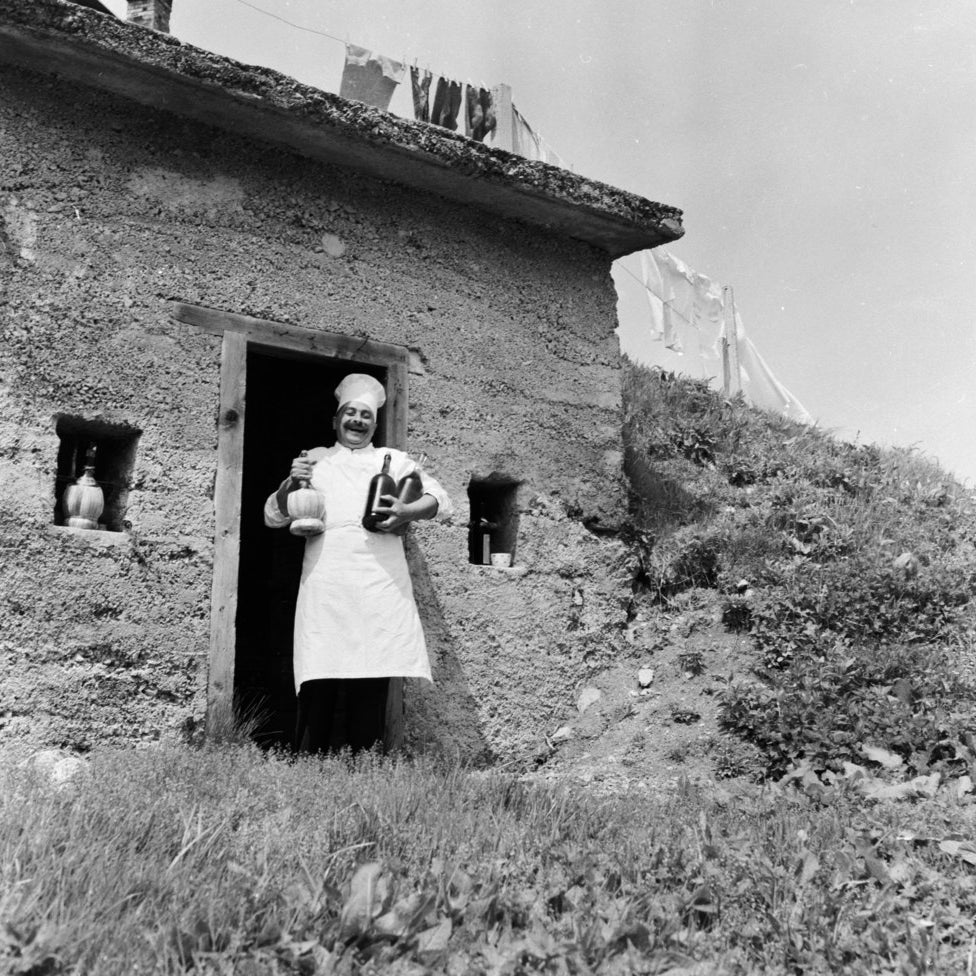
[491,83,513,151]
[721,285,740,395]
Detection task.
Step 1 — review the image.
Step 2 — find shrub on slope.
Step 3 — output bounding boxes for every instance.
[622,358,976,781]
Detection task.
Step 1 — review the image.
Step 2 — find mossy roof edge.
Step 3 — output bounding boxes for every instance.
[0,0,684,257]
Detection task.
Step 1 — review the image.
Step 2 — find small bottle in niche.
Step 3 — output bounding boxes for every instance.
[362,453,397,531]
[478,518,497,564]
[63,445,104,530]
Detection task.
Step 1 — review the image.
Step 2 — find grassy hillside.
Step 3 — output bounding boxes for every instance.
[621,358,976,782]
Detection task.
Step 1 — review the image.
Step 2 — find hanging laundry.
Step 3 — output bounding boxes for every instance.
[538,139,565,169]
[340,44,405,112]
[639,250,668,344]
[511,105,569,167]
[410,66,432,123]
[430,77,462,131]
[464,86,496,142]
[480,90,497,142]
[639,249,689,352]
[636,249,811,423]
[689,269,725,372]
[512,105,541,160]
[736,327,813,423]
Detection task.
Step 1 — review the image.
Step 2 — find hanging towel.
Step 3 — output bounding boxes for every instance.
[639,249,687,352]
[431,77,462,130]
[480,89,497,142]
[511,105,567,167]
[538,139,565,169]
[639,250,666,342]
[512,105,542,160]
[690,269,725,372]
[737,328,812,423]
[340,44,405,111]
[464,86,497,142]
[411,66,432,123]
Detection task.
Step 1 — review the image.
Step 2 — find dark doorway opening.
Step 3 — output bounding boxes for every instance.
[235,346,388,750]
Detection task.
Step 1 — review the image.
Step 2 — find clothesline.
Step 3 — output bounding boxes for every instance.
[227,0,482,87]
[618,259,695,328]
[226,0,567,165]
[228,0,347,44]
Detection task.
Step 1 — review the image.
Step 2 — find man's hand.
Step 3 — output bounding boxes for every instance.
[276,454,315,518]
[289,454,314,486]
[372,492,439,534]
[372,493,409,533]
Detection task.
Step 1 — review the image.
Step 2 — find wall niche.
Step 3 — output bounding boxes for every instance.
[467,474,520,566]
[54,416,141,532]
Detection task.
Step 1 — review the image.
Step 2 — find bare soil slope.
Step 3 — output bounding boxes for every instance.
[534,588,757,792]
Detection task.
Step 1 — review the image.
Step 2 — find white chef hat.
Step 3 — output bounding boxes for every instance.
[334,373,386,415]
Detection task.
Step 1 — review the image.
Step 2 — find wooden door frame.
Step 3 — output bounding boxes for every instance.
[170,302,410,747]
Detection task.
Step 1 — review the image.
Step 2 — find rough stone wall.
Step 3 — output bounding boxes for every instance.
[0,65,634,760]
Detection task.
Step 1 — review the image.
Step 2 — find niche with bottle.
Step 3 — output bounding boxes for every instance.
[467,475,520,567]
[54,416,141,532]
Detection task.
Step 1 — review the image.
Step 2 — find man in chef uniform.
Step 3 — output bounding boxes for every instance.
[263,373,453,753]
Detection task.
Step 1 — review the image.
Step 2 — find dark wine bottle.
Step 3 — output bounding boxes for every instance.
[362,453,397,531]
[395,470,423,505]
[390,469,424,536]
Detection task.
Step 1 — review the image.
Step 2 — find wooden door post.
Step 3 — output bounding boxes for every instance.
[207,330,247,738]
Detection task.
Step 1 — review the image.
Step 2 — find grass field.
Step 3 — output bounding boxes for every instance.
[4,744,976,975]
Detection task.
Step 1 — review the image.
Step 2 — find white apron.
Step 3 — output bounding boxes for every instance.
[266,444,448,691]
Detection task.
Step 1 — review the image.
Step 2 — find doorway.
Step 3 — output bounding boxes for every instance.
[234,346,390,749]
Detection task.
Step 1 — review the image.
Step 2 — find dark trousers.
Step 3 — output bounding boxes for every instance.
[295,678,389,755]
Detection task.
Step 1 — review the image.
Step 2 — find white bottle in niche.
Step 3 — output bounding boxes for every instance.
[477,517,497,564]
[63,447,104,530]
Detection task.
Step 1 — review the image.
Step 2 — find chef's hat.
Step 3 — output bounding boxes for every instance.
[335,373,386,415]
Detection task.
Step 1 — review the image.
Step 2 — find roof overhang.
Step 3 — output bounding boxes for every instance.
[0,0,684,258]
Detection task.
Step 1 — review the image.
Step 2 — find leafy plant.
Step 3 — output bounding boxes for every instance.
[677,651,706,676]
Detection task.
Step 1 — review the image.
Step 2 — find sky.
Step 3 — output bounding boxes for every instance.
[103,0,976,483]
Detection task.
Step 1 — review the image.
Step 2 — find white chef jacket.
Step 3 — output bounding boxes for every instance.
[264,444,452,691]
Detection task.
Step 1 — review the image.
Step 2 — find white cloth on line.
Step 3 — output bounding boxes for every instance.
[511,105,567,168]
[639,249,693,352]
[736,325,813,424]
[263,444,453,690]
[638,249,811,423]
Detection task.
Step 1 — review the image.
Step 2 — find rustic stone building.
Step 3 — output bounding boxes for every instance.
[0,0,683,760]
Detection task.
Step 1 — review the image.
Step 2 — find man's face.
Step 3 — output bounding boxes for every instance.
[333,401,377,449]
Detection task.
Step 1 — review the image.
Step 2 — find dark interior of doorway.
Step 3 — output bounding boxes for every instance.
[235,346,388,751]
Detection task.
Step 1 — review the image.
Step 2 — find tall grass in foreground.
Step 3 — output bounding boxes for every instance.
[3,746,975,974]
